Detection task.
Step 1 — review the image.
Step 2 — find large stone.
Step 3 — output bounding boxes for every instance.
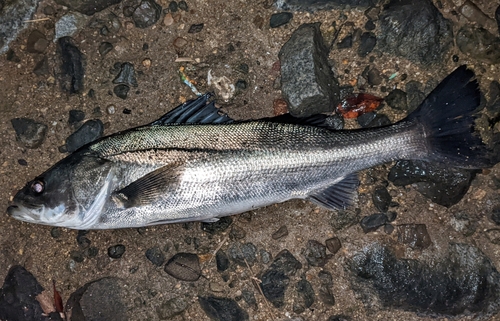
[54,0,122,15]
[279,23,340,117]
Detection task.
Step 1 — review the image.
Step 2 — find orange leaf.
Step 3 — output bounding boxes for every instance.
[336,93,383,119]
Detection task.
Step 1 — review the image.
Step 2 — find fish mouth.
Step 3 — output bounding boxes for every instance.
[7,204,39,222]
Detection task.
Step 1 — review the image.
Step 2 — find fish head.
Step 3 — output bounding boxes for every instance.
[8,152,113,229]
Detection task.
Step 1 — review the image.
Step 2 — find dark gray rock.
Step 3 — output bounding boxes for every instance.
[357,112,377,127]
[33,56,49,76]
[366,67,382,85]
[358,32,376,57]
[397,224,432,249]
[276,0,381,11]
[227,242,257,267]
[325,114,344,130]
[388,160,478,207]
[360,213,388,233]
[279,23,340,117]
[54,0,121,15]
[99,42,113,56]
[364,113,391,128]
[0,0,38,55]
[133,0,162,29]
[0,266,62,321]
[378,0,453,65]
[65,277,127,321]
[385,89,407,111]
[272,225,289,240]
[270,12,293,28]
[492,206,500,225]
[76,230,90,248]
[156,296,188,319]
[296,277,315,309]
[372,186,391,212]
[65,119,104,152]
[114,84,130,99]
[113,62,138,87]
[6,49,21,62]
[304,240,331,267]
[26,30,48,53]
[188,23,204,33]
[201,216,232,234]
[325,237,341,254]
[107,244,126,259]
[337,35,353,49]
[241,289,257,308]
[164,252,201,281]
[178,1,188,11]
[330,209,360,230]
[146,246,166,266]
[260,249,271,264]
[496,5,500,36]
[11,118,47,149]
[456,26,500,64]
[450,212,477,237]
[216,250,230,271]
[58,37,85,94]
[271,249,302,275]
[350,243,500,318]
[198,296,249,321]
[229,225,246,240]
[318,271,335,305]
[168,1,178,12]
[68,109,85,127]
[405,80,425,112]
[364,19,375,31]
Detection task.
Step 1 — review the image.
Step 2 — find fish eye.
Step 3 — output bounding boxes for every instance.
[30,180,45,195]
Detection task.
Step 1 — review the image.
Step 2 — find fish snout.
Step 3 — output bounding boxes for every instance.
[7,205,18,216]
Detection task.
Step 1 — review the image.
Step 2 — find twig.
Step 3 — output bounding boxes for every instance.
[24,17,51,23]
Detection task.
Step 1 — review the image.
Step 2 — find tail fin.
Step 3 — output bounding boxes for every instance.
[407,65,493,168]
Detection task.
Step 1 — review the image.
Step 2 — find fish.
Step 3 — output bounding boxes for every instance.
[7,66,496,229]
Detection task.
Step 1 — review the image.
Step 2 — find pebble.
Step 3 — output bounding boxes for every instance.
[367,67,382,86]
[55,13,89,40]
[43,5,55,15]
[235,79,247,90]
[114,84,130,99]
[11,118,47,149]
[6,49,21,63]
[168,1,178,12]
[198,296,249,321]
[123,108,132,114]
[273,98,288,116]
[384,224,394,234]
[385,89,407,111]
[17,159,28,166]
[272,225,288,240]
[372,186,392,212]
[241,289,257,308]
[108,244,126,259]
[188,23,204,33]
[229,225,246,240]
[356,112,376,127]
[360,213,388,233]
[51,227,62,238]
[304,240,331,267]
[496,5,500,35]
[337,35,353,49]
[65,120,104,153]
[492,206,500,225]
[330,209,360,230]
[358,32,376,57]
[98,42,113,56]
[58,37,85,94]
[209,282,224,293]
[325,237,341,254]
[227,242,257,266]
[163,13,174,26]
[84,247,99,258]
[386,211,397,222]
[178,0,188,11]
[26,30,48,53]
[260,249,271,264]
[156,297,188,319]
[145,246,166,266]
[173,37,188,49]
[76,230,90,249]
[450,212,477,237]
[113,62,138,87]
[364,19,376,31]
[295,278,315,311]
[107,105,116,114]
[486,229,500,245]
[164,252,201,281]
[133,0,162,29]
[270,12,293,28]
[68,109,85,127]
[397,224,431,249]
[216,250,230,271]
[70,250,85,263]
[201,217,232,234]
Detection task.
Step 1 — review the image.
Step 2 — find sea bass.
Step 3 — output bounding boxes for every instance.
[7,66,495,229]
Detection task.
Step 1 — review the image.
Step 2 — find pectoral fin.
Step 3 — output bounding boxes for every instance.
[113,163,183,208]
[308,173,359,210]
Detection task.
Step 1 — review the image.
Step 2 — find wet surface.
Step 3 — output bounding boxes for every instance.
[1,0,500,320]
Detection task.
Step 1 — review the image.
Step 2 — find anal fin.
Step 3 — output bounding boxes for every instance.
[308,173,359,210]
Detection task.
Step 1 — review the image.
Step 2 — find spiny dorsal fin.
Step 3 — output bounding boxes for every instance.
[308,173,359,210]
[151,93,233,125]
[112,162,183,208]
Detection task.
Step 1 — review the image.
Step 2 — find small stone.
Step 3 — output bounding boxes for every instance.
[270,12,293,28]
[260,249,271,264]
[201,217,232,234]
[27,30,49,53]
[330,209,360,230]
[123,5,135,17]
[241,289,257,308]
[372,186,392,212]
[68,109,85,127]
[114,84,130,99]
[456,26,500,64]
[216,250,230,271]
[209,282,224,292]
[304,240,331,267]
[65,120,104,153]
[51,227,62,238]
[84,247,99,258]
[76,230,90,248]
[133,0,162,28]
[365,19,376,31]
[146,246,166,266]
[43,5,55,15]
[385,89,407,111]
[367,67,382,86]
[358,32,376,57]
[235,79,247,90]
[228,242,257,267]
[123,108,132,114]
[107,105,116,114]
[198,296,249,321]
[188,23,204,33]
[168,1,178,12]
[386,211,397,222]
[173,37,188,49]
[163,13,174,26]
[397,224,432,249]
[58,37,85,94]
[164,252,201,281]
[229,226,246,240]
[11,118,48,149]
[273,98,288,116]
[453,54,459,62]
[156,297,188,319]
[337,35,353,49]
[325,237,341,254]
[33,56,49,76]
[238,63,249,74]
[272,225,288,240]
[6,49,21,62]
[486,229,500,244]
[357,112,377,127]
[253,15,264,29]
[108,244,126,259]
[360,213,388,233]
[450,212,477,237]
[492,206,500,225]
[142,58,152,68]
[113,62,138,87]
[17,159,28,166]
[260,269,289,308]
[70,250,85,263]
[98,42,113,56]
[178,0,188,11]
[384,224,395,234]
[296,278,315,309]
